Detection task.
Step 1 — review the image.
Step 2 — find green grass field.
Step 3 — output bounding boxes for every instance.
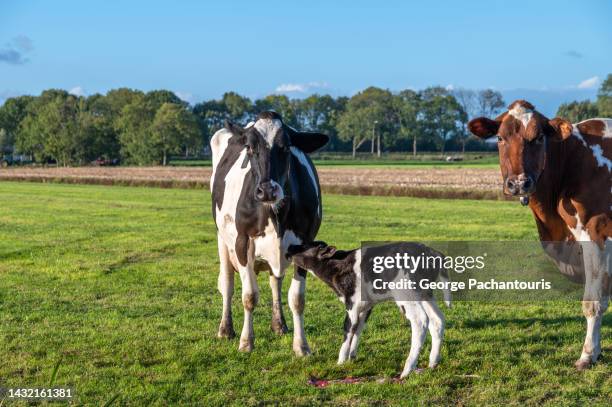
[168,152,500,169]
[1,182,610,405]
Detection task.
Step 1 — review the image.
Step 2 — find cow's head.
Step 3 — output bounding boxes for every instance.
[225,111,328,204]
[468,100,573,202]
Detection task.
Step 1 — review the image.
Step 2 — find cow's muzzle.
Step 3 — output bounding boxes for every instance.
[505,173,535,197]
[255,181,282,203]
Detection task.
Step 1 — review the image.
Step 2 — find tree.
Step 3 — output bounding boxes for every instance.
[0,95,34,155]
[556,100,599,123]
[116,97,158,165]
[391,90,420,155]
[596,73,612,117]
[254,95,298,127]
[337,87,395,157]
[222,92,252,123]
[151,103,201,165]
[476,89,505,118]
[453,88,477,154]
[294,94,347,151]
[419,87,465,156]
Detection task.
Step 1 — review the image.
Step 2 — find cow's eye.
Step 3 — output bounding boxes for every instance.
[497,136,503,143]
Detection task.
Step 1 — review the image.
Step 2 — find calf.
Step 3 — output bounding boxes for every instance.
[469,100,611,369]
[287,241,451,378]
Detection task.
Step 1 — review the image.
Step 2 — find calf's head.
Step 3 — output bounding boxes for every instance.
[225,111,328,204]
[468,100,572,202]
[287,241,337,272]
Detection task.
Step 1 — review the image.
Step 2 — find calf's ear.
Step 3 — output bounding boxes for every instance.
[287,127,329,153]
[318,245,337,259]
[468,117,501,139]
[224,120,244,135]
[547,118,573,141]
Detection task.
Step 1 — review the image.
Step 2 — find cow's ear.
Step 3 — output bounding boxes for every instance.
[224,120,244,135]
[547,118,573,141]
[468,117,501,139]
[318,245,337,259]
[287,127,329,153]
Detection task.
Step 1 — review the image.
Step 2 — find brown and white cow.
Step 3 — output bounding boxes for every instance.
[469,100,611,369]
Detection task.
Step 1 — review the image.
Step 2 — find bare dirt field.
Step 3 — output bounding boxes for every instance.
[0,166,505,199]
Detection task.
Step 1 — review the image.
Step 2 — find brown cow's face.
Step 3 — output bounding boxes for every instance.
[468,100,573,200]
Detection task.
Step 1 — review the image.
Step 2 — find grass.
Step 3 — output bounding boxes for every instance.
[168,152,500,169]
[0,182,610,405]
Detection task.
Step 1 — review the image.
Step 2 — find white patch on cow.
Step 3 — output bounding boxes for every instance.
[290,146,321,215]
[590,144,612,171]
[245,121,255,128]
[569,214,592,242]
[254,118,283,147]
[215,149,250,246]
[572,123,611,171]
[210,128,233,191]
[508,104,533,128]
[268,179,285,204]
[253,222,301,278]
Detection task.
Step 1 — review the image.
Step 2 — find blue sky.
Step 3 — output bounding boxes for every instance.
[1,0,610,115]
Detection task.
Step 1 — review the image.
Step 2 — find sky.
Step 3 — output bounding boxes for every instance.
[1,0,611,116]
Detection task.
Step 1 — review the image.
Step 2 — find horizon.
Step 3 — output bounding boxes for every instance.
[1,1,611,116]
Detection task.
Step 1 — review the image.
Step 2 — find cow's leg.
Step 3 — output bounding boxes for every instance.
[288,266,311,356]
[421,300,445,368]
[338,308,360,364]
[575,238,610,369]
[400,302,429,378]
[269,274,288,335]
[238,263,259,352]
[348,308,373,360]
[217,236,235,338]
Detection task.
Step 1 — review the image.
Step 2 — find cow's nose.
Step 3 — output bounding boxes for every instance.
[505,177,520,196]
[506,174,535,196]
[255,182,277,202]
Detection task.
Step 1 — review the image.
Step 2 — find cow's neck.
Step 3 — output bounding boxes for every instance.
[528,136,584,241]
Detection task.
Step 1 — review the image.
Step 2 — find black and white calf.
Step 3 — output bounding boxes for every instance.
[211,111,328,355]
[287,241,452,378]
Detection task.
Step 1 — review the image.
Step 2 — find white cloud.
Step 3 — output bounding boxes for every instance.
[69,86,86,96]
[577,76,599,89]
[274,81,329,94]
[445,84,454,91]
[175,91,194,103]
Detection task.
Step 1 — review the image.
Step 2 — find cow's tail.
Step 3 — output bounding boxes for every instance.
[438,267,452,308]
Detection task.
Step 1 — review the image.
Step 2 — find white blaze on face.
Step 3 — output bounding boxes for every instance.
[254,118,283,147]
[507,104,533,129]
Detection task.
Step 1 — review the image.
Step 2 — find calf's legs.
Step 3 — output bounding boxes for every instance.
[400,302,429,378]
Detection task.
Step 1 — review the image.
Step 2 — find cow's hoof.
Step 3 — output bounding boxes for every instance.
[293,344,311,357]
[238,338,254,352]
[575,358,592,371]
[271,318,288,335]
[217,323,236,339]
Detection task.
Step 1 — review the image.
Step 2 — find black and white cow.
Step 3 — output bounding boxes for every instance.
[211,111,328,355]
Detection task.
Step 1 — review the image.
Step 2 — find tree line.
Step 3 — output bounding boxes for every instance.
[1,76,606,166]
[556,74,612,122]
